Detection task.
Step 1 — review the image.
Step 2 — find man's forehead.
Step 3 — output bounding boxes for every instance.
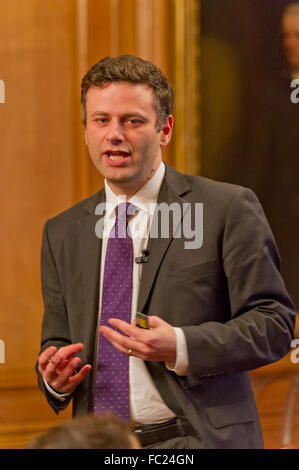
[85,82,157,112]
[87,81,154,98]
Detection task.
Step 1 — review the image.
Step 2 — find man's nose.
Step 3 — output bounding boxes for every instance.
[106,121,124,144]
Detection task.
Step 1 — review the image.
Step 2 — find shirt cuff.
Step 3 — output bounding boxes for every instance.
[43,377,71,402]
[165,327,189,376]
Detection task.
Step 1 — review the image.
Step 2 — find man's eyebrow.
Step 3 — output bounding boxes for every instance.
[90,111,147,119]
[122,113,147,119]
[90,111,110,117]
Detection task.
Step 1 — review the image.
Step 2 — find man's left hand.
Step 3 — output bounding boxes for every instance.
[99,316,176,363]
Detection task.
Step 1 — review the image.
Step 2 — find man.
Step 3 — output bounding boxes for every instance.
[37,55,295,449]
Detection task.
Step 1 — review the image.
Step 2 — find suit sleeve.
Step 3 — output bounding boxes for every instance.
[181,188,296,386]
[36,220,73,413]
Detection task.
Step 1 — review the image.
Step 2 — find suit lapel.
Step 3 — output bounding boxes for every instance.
[137,165,190,313]
[77,190,106,345]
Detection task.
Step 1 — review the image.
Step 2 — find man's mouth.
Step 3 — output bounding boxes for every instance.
[104,150,131,161]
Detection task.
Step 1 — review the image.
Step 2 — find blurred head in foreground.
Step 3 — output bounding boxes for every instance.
[26,412,140,449]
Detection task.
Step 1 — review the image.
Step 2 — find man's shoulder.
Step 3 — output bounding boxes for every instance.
[165,164,250,203]
[186,173,244,193]
[45,189,103,230]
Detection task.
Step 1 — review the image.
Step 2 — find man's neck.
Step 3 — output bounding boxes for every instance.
[106,181,145,200]
[106,163,162,199]
[104,162,165,208]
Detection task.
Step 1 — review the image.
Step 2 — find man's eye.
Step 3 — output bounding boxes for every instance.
[95,118,108,124]
[126,119,142,125]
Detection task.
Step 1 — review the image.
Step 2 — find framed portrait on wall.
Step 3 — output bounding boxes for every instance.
[200,0,299,307]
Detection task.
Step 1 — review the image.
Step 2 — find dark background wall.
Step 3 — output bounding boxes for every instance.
[200,0,298,307]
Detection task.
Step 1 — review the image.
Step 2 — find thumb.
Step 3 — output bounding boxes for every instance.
[147,315,165,329]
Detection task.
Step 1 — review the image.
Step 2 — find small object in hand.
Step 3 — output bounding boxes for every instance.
[136,312,149,329]
[127,349,134,356]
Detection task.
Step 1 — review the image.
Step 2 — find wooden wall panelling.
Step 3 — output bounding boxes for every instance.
[72,0,92,203]
[0,0,175,449]
[79,0,112,197]
[173,0,201,175]
[0,0,200,449]
[0,0,295,450]
[0,0,78,448]
[135,0,174,168]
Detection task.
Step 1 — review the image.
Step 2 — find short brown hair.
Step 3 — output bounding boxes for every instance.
[81,55,174,130]
[26,412,138,449]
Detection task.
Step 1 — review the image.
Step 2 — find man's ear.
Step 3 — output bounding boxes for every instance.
[160,115,173,147]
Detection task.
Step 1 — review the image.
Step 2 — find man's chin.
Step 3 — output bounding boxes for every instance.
[105,173,148,196]
[105,172,136,188]
[105,172,134,185]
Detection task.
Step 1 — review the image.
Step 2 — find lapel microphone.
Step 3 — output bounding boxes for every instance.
[135,249,150,264]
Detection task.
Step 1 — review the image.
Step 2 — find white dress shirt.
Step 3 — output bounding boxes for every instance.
[44,161,189,424]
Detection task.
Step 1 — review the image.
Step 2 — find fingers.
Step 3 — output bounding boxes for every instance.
[99,316,176,362]
[38,343,91,394]
[99,325,144,355]
[146,315,164,328]
[38,346,57,374]
[108,318,151,340]
[55,358,71,373]
[49,360,92,394]
[67,364,92,392]
[99,322,154,361]
[56,343,85,360]
[39,343,84,370]
[45,353,79,383]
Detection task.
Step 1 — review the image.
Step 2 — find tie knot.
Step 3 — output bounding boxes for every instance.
[113,202,136,238]
[116,202,136,223]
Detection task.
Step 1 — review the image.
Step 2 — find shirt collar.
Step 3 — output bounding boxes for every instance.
[104,161,165,217]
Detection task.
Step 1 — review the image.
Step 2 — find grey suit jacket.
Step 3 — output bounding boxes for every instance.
[37,163,296,449]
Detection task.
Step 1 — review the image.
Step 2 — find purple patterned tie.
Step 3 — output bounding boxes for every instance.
[94,202,135,419]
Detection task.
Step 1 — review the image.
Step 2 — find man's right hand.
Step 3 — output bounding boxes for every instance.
[38,343,92,394]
